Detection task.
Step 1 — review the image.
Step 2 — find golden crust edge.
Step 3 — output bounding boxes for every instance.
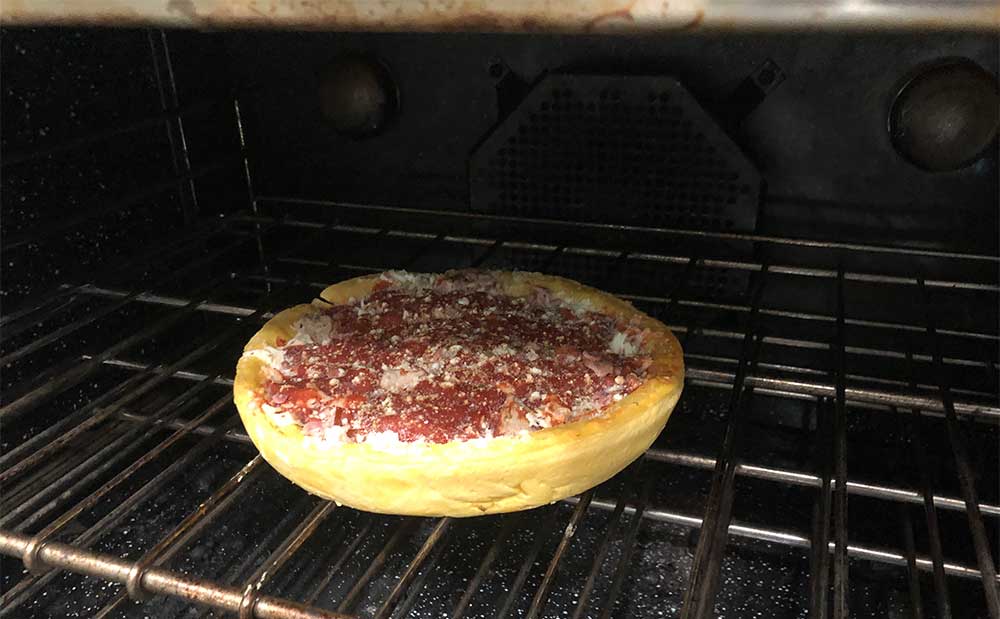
[233,271,684,517]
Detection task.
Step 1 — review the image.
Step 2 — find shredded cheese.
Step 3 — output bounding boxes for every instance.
[252,270,651,445]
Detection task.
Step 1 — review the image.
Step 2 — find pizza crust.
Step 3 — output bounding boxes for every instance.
[233,271,684,517]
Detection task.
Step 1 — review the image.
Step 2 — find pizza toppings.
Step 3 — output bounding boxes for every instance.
[245,270,652,446]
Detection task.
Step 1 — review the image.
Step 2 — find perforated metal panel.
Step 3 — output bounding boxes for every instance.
[471,74,760,231]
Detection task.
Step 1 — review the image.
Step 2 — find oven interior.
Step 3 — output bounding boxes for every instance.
[1,27,998,619]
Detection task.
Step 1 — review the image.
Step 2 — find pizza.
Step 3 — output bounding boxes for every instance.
[233,270,684,517]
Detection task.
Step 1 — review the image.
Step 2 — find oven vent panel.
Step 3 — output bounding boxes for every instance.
[471,73,761,232]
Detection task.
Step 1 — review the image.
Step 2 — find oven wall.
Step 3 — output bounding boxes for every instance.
[4,28,997,308]
[1,27,247,305]
[226,31,998,252]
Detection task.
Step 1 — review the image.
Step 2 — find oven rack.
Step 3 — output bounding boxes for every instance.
[1,203,998,618]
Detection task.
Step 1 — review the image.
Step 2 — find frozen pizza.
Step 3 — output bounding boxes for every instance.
[233,269,683,516]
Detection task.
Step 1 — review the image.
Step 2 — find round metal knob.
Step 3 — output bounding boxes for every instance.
[889,58,998,172]
[318,55,398,138]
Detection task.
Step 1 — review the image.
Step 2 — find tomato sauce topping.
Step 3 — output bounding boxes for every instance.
[252,271,651,444]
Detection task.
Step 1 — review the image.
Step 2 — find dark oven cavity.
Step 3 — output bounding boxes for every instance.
[1,28,998,619]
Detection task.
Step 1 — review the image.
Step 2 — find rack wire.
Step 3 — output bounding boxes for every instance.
[1,198,998,618]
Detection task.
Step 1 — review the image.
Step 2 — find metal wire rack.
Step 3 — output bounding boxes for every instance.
[2,191,998,618]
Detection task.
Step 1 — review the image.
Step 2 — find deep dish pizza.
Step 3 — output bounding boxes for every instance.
[233,270,683,516]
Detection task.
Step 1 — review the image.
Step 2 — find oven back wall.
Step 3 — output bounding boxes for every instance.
[227,31,998,254]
